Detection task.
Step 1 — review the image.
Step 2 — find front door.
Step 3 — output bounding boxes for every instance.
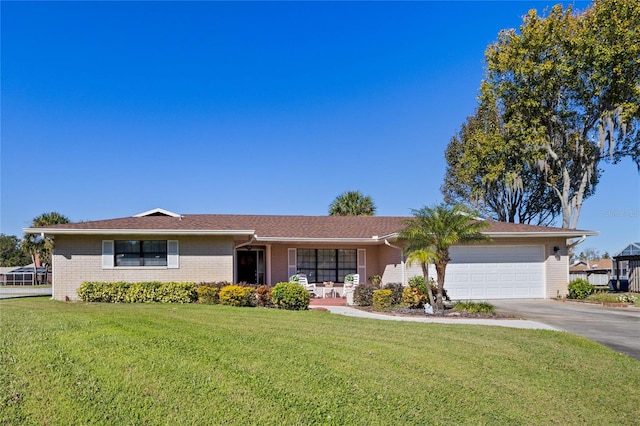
[237,249,265,284]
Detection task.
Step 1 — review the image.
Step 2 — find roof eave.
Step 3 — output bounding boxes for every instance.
[486,231,599,238]
[23,228,256,237]
[254,236,386,244]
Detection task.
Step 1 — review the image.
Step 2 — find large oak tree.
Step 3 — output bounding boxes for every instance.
[442,97,560,225]
[445,0,640,229]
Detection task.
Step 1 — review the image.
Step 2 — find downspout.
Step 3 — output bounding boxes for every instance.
[234,235,256,251]
[566,235,587,251]
[384,239,405,286]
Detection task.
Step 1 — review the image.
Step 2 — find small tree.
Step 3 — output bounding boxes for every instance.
[399,204,490,313]
[23,212,70,283]
[405,248,438,309]
[0,234,31,267]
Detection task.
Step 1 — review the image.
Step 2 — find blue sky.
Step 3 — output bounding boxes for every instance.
[1,1,638,256]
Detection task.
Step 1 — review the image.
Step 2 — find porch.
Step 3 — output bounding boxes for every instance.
[309,287,347,307]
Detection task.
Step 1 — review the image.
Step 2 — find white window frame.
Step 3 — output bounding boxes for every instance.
[102,239,179,269]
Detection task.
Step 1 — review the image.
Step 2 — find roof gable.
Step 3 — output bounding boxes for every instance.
[133,208,181,218]
[614,242,640,259]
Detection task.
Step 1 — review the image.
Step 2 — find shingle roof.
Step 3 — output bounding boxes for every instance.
[26,213,596,240]
[569,259,613,272]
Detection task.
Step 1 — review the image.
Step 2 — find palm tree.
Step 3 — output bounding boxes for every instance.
[398,204,490,313]
[405,248,438,309]
[23,212,70,283]
[328,191,376,216]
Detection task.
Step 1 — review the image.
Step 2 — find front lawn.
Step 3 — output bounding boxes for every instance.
[1,298,639,425]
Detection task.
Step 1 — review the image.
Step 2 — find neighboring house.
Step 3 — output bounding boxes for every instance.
[569,259,618,286]
[0,264,48,285]
[24,208,597,301]
[613,242,640,293]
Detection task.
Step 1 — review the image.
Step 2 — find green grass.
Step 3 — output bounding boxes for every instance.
[1,298,639,425]
[453,301,496,314]
[587,292,639,305]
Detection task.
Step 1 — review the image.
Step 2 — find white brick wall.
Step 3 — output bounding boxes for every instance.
[52,235,234,301]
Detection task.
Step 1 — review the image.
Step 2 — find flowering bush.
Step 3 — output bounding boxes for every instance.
[219,285,256,307]
[373,289,393,311]
[197,285,220,304]
[255,285,272,307]
[402,286,426,309]
[617,294,638,303]
[408,275,427,294]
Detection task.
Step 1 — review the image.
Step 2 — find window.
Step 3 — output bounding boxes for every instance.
[296,249,357,283]
[115,240,167,267]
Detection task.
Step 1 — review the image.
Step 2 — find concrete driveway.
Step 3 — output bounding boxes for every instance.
[489,299,640,361]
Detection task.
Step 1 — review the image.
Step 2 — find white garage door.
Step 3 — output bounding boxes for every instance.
[445,245,545,300]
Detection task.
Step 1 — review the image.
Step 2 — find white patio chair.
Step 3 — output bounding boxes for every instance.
[352,274,360,286]
[297,274,316,294]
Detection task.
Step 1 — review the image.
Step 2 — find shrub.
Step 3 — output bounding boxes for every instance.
[408,275,427,294]
[373,289,393,311]
[126,282,162,303]
[196,284,220,305]
[78,281,131,302]
[78,281,196,303]
[110,282,131,302]
[219,285,256,307]
[271,282,310,310]
[453,301,496,315]
[354,284,375,306]
[199,281,231,290]
[157,282,197,303]
[368,275,382,288]
[568,278,595,300]
[78,281,99,302]
[255,285,272,307]
[383,283,404,305]
[402,286,426,309]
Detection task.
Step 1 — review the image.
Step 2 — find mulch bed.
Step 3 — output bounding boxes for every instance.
[352,305,518,319]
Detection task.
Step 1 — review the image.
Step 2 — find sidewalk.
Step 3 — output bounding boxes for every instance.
[310,303,558,330]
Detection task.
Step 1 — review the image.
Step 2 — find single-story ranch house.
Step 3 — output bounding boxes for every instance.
[25,208,597,302]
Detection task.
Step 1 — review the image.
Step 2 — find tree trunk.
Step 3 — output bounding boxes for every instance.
[434,261,448,314]
[421,263,436,310]
[31,253,37,285]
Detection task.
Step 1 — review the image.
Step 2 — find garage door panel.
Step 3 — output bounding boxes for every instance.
[472,288,487,298]
[500,288,514,297]
[445,246,544,300]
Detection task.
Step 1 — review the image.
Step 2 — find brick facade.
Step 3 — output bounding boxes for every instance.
[52,235,234,301]
[53,235,571,301]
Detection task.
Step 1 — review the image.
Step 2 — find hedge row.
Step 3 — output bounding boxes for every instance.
[77,281,197,303]
[78,281,310,310]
